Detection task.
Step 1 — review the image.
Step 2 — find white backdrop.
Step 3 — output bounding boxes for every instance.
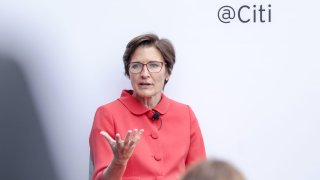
[1,0,319,180]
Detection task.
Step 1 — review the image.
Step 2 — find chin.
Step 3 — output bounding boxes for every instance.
[137,90,154,98]
[135,89,158,98]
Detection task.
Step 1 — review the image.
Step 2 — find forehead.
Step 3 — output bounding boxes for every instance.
[131,46,164,63]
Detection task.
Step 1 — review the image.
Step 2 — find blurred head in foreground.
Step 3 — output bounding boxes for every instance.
[180,160,245,180]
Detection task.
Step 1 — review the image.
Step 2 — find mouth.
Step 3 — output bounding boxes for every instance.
[138,82,153,88]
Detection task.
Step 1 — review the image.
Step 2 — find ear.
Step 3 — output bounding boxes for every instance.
[165,71,170,81]
[165,74,170,81]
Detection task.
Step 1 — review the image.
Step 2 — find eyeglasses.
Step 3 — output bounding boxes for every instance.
[129,61,165,73]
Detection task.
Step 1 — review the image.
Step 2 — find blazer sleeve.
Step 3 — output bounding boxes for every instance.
[89,106,115,180]
[185,106,206,165]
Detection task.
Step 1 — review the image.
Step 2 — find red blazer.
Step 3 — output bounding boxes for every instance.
[89,90,206,180]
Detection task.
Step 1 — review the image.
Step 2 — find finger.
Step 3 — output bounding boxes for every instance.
[131,129,138,142]
[115,133,122,146]
[134,129,144,140]
[129,129,138,146]
[138,129,144,136]
[100,131,115,145]
[130,129,144,146]
[124,130,132,146]
[132,129,138,136]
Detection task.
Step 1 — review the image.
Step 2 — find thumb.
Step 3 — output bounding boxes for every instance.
[100,131,115,145]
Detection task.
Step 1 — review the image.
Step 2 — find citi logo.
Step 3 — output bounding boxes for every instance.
[218,4,272,23]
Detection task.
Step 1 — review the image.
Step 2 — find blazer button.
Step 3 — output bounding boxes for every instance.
[151,132,159,139]
[154,155,162,161]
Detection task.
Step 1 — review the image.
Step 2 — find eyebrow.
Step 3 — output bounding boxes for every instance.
[130,60,164,63]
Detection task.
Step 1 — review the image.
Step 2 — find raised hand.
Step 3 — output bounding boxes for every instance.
[100,129,144,165]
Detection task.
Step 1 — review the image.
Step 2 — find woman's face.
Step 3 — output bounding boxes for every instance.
[129,46,169,99]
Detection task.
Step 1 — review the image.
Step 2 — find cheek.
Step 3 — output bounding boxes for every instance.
[154,75,166,86]
[129,75,137,85]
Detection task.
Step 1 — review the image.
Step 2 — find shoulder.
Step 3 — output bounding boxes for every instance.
[92,99,124,128]
[166,96,194,115]
[167,96,191,109]
[93,99,126,123]
[96,99,124,112]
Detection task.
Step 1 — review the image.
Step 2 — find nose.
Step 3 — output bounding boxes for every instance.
[140,64,150,77]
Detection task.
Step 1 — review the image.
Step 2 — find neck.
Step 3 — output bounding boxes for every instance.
[133,93,162,109]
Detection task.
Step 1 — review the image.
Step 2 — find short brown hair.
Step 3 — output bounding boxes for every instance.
[123,33,175,83]
[180,160,245,180]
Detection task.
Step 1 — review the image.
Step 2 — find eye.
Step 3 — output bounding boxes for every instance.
[130,63,141,69]
[148,62,161,68]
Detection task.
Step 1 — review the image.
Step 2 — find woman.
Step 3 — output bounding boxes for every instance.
[89,33,206,180]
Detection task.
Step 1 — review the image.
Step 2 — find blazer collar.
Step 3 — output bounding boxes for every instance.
[118,90,170,115]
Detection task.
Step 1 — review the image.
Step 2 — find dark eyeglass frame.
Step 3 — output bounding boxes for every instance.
[129,61,166,73]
